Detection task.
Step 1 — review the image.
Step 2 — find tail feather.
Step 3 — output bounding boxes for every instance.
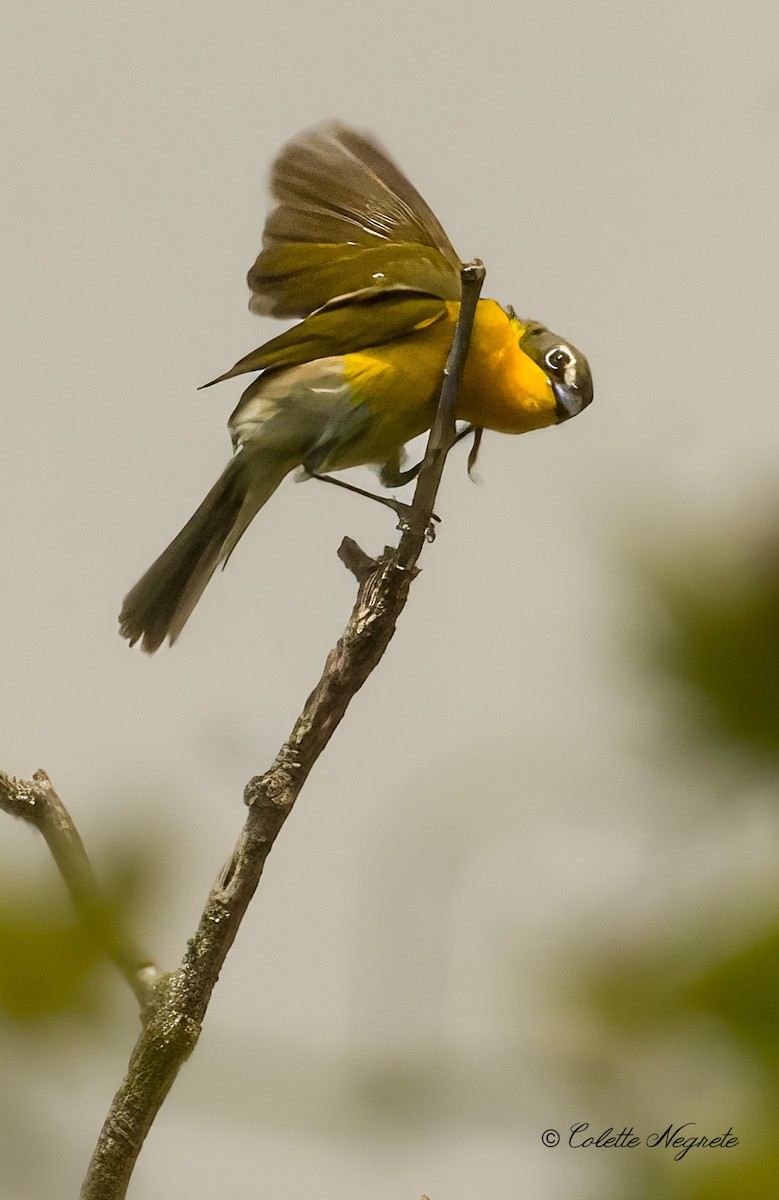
[119,451,291,652]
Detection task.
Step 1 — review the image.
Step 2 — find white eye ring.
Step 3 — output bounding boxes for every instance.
[545,346,572,373]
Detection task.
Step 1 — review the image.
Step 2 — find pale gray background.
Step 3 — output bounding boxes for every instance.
[2,2,778,1198]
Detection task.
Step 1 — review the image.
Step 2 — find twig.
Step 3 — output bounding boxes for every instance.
[399,260,485,552]
[0,769,160,1011]
[66,260,485,1199]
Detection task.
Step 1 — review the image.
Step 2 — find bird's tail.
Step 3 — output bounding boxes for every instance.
[119,449,293,652]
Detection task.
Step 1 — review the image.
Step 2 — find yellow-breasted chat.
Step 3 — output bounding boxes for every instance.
[120,122,593,652]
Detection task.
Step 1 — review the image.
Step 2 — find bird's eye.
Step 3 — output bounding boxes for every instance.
[544,346,572,374]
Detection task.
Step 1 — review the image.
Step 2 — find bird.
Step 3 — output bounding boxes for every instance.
[119,121,593,652]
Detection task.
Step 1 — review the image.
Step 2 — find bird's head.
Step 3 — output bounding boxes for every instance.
[518,320,593,422]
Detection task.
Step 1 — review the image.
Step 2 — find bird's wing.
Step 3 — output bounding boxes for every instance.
[201,286,449,387]
[246,121,462,318]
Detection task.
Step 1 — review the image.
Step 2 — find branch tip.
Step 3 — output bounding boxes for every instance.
[337,536,378,581]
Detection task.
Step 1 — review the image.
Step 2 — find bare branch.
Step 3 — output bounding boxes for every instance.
[73,261,485,1198]
[399,259,485,551]
[337,535,380,582]
[0,769,160,1011]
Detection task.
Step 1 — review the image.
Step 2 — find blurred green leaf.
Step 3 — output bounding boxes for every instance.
[685,1151,779,1199]
[690,926,779,1072]
[0,843,152,1023]
[579,942,694,1030]
[0,896,103,1020]
[649,541,779,761]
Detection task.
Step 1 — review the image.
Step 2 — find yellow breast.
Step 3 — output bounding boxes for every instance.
[455,300,558,433]
[344,298,558,442]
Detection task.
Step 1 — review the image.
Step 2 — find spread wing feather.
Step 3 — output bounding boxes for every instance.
[246,121,462,318]
[202,287,449,387]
